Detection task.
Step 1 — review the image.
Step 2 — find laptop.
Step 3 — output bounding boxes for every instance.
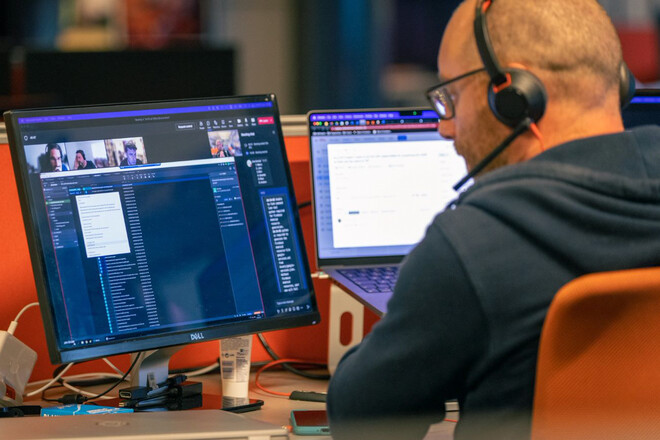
[3,409,289,440]
[308,108,468,316]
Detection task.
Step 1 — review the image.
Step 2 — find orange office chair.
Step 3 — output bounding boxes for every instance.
[531,267,660,440]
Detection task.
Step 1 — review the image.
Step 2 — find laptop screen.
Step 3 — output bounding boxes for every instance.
[308,108,467,265]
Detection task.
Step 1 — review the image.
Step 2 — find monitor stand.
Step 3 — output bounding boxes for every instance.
[107,341,262,412]
[129,346,180,388]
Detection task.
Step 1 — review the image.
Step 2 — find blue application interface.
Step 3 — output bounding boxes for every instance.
[16,97,313,350]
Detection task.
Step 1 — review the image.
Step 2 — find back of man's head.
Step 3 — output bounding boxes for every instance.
[483,0,622,106]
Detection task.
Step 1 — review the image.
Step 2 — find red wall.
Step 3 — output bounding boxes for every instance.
[0,135,378,381]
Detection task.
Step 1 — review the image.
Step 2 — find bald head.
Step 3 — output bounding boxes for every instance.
[436,0,626,174]
[442,0,623,104]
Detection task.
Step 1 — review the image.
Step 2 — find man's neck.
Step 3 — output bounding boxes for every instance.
[522,105,624,162]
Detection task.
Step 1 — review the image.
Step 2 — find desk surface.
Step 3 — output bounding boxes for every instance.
[23,369,330,439]
[24,369,456,439]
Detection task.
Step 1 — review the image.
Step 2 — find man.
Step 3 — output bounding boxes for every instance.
[74,150,96,170]
[45,143,67,172]
[222,142,235,157]
[326,1,660,439]
[212,139,223,158]
[120,141,143,166]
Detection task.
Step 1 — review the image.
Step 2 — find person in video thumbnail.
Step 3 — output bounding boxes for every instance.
[212,138,234,158]
[74,150,96,170]
[45,143,68,172]
[120,141,143,166]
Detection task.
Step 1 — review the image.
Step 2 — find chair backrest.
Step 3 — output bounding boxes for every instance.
[531,267,660,440]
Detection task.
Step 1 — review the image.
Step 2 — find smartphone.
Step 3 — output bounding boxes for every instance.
[290,409,330,436]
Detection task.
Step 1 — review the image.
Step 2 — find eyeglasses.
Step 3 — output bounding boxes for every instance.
[426,67,486,120]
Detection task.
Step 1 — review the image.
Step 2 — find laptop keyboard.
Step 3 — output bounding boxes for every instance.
[337,266,399,293]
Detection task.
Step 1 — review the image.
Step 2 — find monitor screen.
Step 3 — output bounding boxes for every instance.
[4,95,320,375]
[622,89,660,128]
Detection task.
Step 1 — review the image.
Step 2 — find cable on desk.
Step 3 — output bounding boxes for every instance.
[255,358,327,400]
[25,363,75,398]
[62,373,124,388]
[49,353,141,404]
[75,352,141,403]
[60,381,114,400]
[168,358,220,377]
[257,333,330,380]
[182,360,221,378]
[103,357,125,376]
[29,371,122,403]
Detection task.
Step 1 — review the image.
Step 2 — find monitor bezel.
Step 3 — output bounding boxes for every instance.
[4,94,321,365]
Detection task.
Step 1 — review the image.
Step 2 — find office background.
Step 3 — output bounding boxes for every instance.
[1,0,659,116]
[0,0,659,382]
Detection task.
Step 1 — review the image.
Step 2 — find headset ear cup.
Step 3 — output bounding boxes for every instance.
[487,69,547,127]
[619,62,636,109]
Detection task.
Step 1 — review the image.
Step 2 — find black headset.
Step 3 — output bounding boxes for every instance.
[474,0,635,128]
[453,0,636,191]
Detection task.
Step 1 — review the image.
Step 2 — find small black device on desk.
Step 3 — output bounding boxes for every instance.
[0,405,41,417]
[118,375,202,411]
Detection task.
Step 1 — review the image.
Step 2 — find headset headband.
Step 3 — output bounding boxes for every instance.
[474,0,507,86]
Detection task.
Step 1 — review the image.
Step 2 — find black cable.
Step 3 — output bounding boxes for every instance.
[54,353,142,404]
[257,333,330,380]
[83,353,141,402]
[39,362,80,402]
[41,385,66,402]
[51,363,70,380]
[453,117,531,191]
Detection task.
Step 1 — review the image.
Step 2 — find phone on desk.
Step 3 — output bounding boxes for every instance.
[290,409,330,436]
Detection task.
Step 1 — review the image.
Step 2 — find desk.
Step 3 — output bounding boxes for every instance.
[215,369,456,439]
[23,369,456,439]
[205,370,329,439]
[23,369,329,439]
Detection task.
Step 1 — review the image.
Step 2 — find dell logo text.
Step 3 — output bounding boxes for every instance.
[190,332,205,341]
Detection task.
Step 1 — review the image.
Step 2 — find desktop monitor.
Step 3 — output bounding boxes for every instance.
[3,94,320,388]
[622,88,660,128]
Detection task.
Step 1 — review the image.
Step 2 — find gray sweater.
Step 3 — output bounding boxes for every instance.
[327,126,660,440]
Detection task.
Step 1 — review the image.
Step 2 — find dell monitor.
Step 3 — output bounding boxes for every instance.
[3,94,320,391]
